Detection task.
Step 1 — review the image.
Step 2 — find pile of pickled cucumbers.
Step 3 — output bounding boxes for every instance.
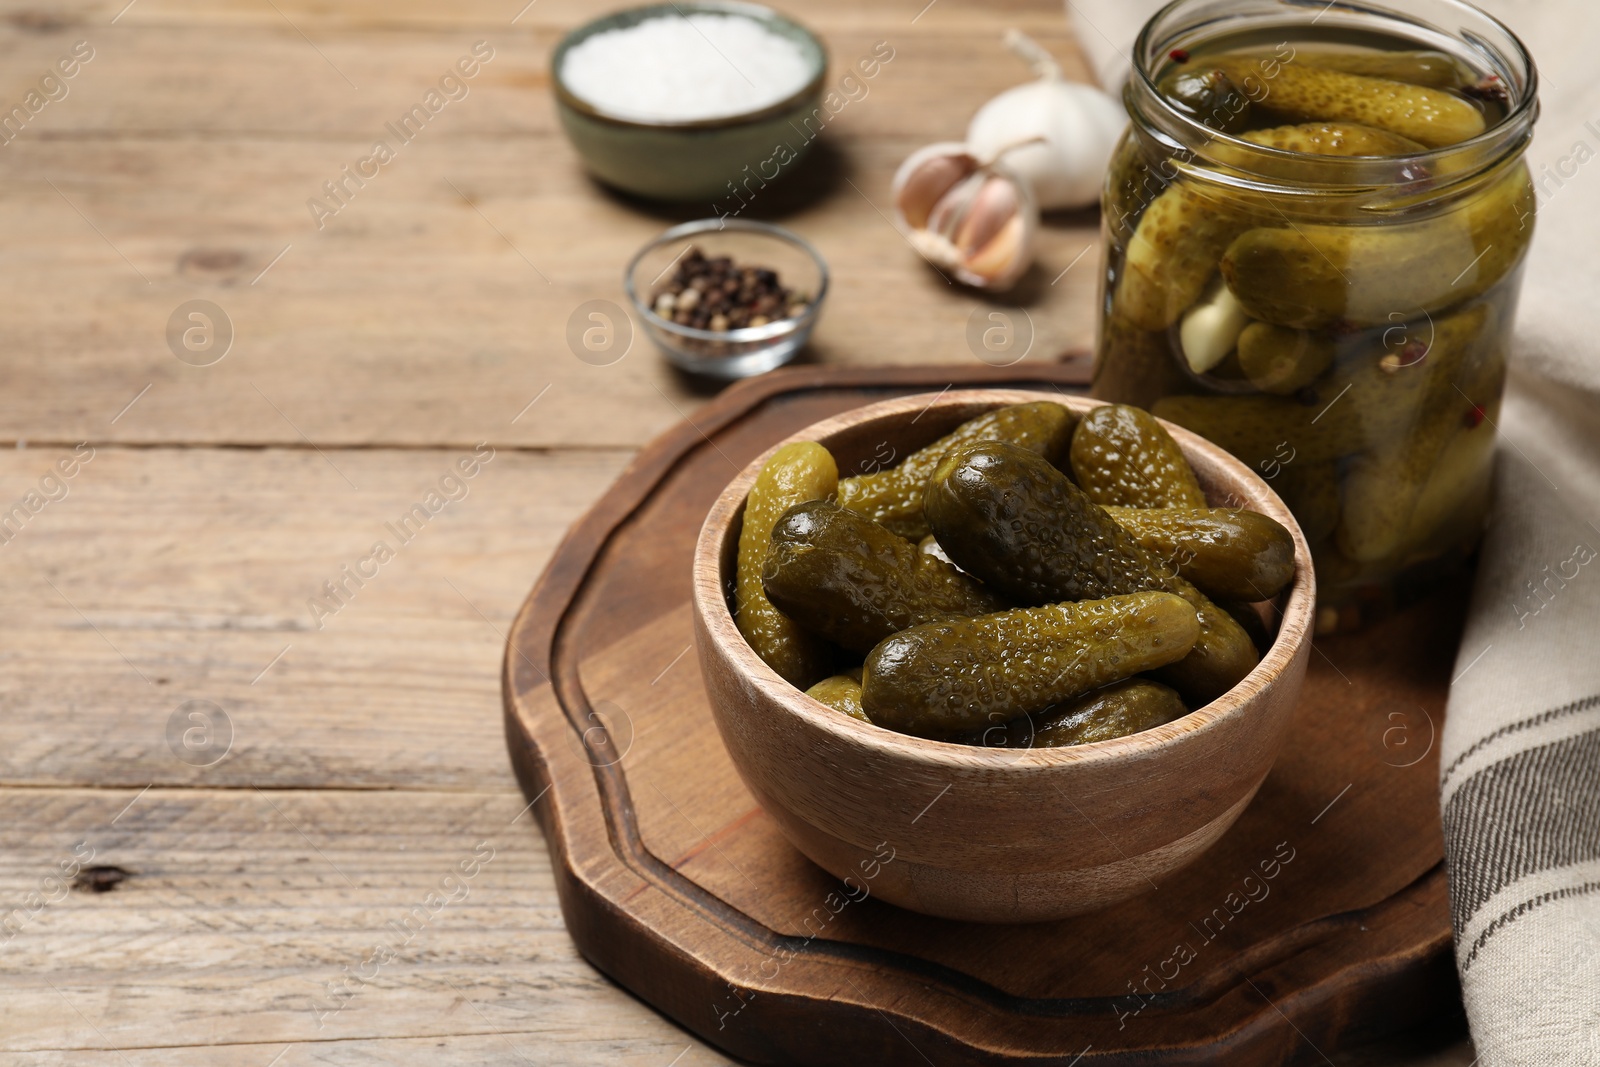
[732,401,1298,745]
[1098,36,1531,631]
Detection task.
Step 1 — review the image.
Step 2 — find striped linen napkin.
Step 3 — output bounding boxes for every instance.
[1061,0,1600,1061]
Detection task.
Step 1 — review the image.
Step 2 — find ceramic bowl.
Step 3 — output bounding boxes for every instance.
[551,1,828,203]
[624,218,827,379]
[690,389,1316,923]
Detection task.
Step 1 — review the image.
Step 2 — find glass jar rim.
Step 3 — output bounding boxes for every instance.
[1124,0,1539,193]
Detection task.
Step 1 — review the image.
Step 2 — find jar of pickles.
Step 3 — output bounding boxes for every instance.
[1093,0,1538,633]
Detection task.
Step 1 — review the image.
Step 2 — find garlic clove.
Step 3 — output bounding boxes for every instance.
[906,228,965,273]
[953,175,1019,257]
[891,142,1038,291]
[892,142,980,231]
[925,171,988,243]
[962,214,1028,288]
[1178,277,1249,373]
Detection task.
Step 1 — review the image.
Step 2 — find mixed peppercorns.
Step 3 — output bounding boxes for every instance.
[651,246,810,332]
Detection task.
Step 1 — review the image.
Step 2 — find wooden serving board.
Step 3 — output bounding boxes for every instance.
[502,361,1465,1066]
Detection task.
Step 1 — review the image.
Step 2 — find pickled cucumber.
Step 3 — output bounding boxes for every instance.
[1213,59,1485,146]
[1070,404,1208,509]
[1106,506,1296,601]
[836,401,1074,540]
[1153,391,1362,469]
[736,442,838,688]
[1288,49,1467,90]
[1401,418,1496,556]
[762,500,1003,652]
[924,442,1259,703]
[1221,599,1275,653]
[1220,162,1534,328]
[1160,67,1253,132]
[1271,461,1341,544]
[805,673,869,723]
[1338,450,1426,563]
[1342,303,1491,445]
[1092,308,1192,409]
[917,533,959,569]
[1108,116,1422,333]
[1104,133,1165,243]
[1113,182,1257,331]
[1455,328,1511,405]
[860,592,1200,738]
[968,678,1189,748]
[1237,322,1336,394]
[1336,385,1482,562]
[1155,303,1489,467]
[1242,122,1425,156]
[1328,305,1492,561]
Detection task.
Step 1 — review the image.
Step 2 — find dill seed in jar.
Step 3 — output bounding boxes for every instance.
[559,13,813,123]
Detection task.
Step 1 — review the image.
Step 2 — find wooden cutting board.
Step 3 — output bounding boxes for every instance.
[502,361,1464,1066]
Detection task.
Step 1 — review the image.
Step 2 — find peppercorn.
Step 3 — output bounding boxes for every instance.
[650,245,810,335]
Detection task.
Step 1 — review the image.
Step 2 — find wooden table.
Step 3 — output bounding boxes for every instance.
[1,1,1473,1062]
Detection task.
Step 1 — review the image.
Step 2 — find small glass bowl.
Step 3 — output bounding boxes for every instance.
[624,219,828,380]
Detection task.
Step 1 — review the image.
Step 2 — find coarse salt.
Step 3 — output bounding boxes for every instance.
[561,13,813,123]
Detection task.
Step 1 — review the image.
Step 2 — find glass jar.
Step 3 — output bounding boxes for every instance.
[1093,0,1538,633]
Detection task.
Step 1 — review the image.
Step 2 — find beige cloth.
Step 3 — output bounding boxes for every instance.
[1063,1,1600,1062]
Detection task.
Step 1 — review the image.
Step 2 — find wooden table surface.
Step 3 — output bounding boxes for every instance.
[1,1,1474,1062]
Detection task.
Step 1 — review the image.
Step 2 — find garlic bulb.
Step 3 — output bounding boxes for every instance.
[966,30,1126,211]
[891,141,1038,291]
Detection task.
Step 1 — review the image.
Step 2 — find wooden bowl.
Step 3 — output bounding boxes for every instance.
[690,390,1316,923]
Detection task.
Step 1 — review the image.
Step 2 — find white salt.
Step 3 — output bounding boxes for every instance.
[561,13,813,123]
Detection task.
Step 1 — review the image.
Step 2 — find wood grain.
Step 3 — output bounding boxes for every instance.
[0,137,1099,449]
[0,0,1473,1061]
[0,787,733,1065]
[3,5,1091,136]
[506,362,1469,1064]
[0,445,627,788]
[0,3,1101,449]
